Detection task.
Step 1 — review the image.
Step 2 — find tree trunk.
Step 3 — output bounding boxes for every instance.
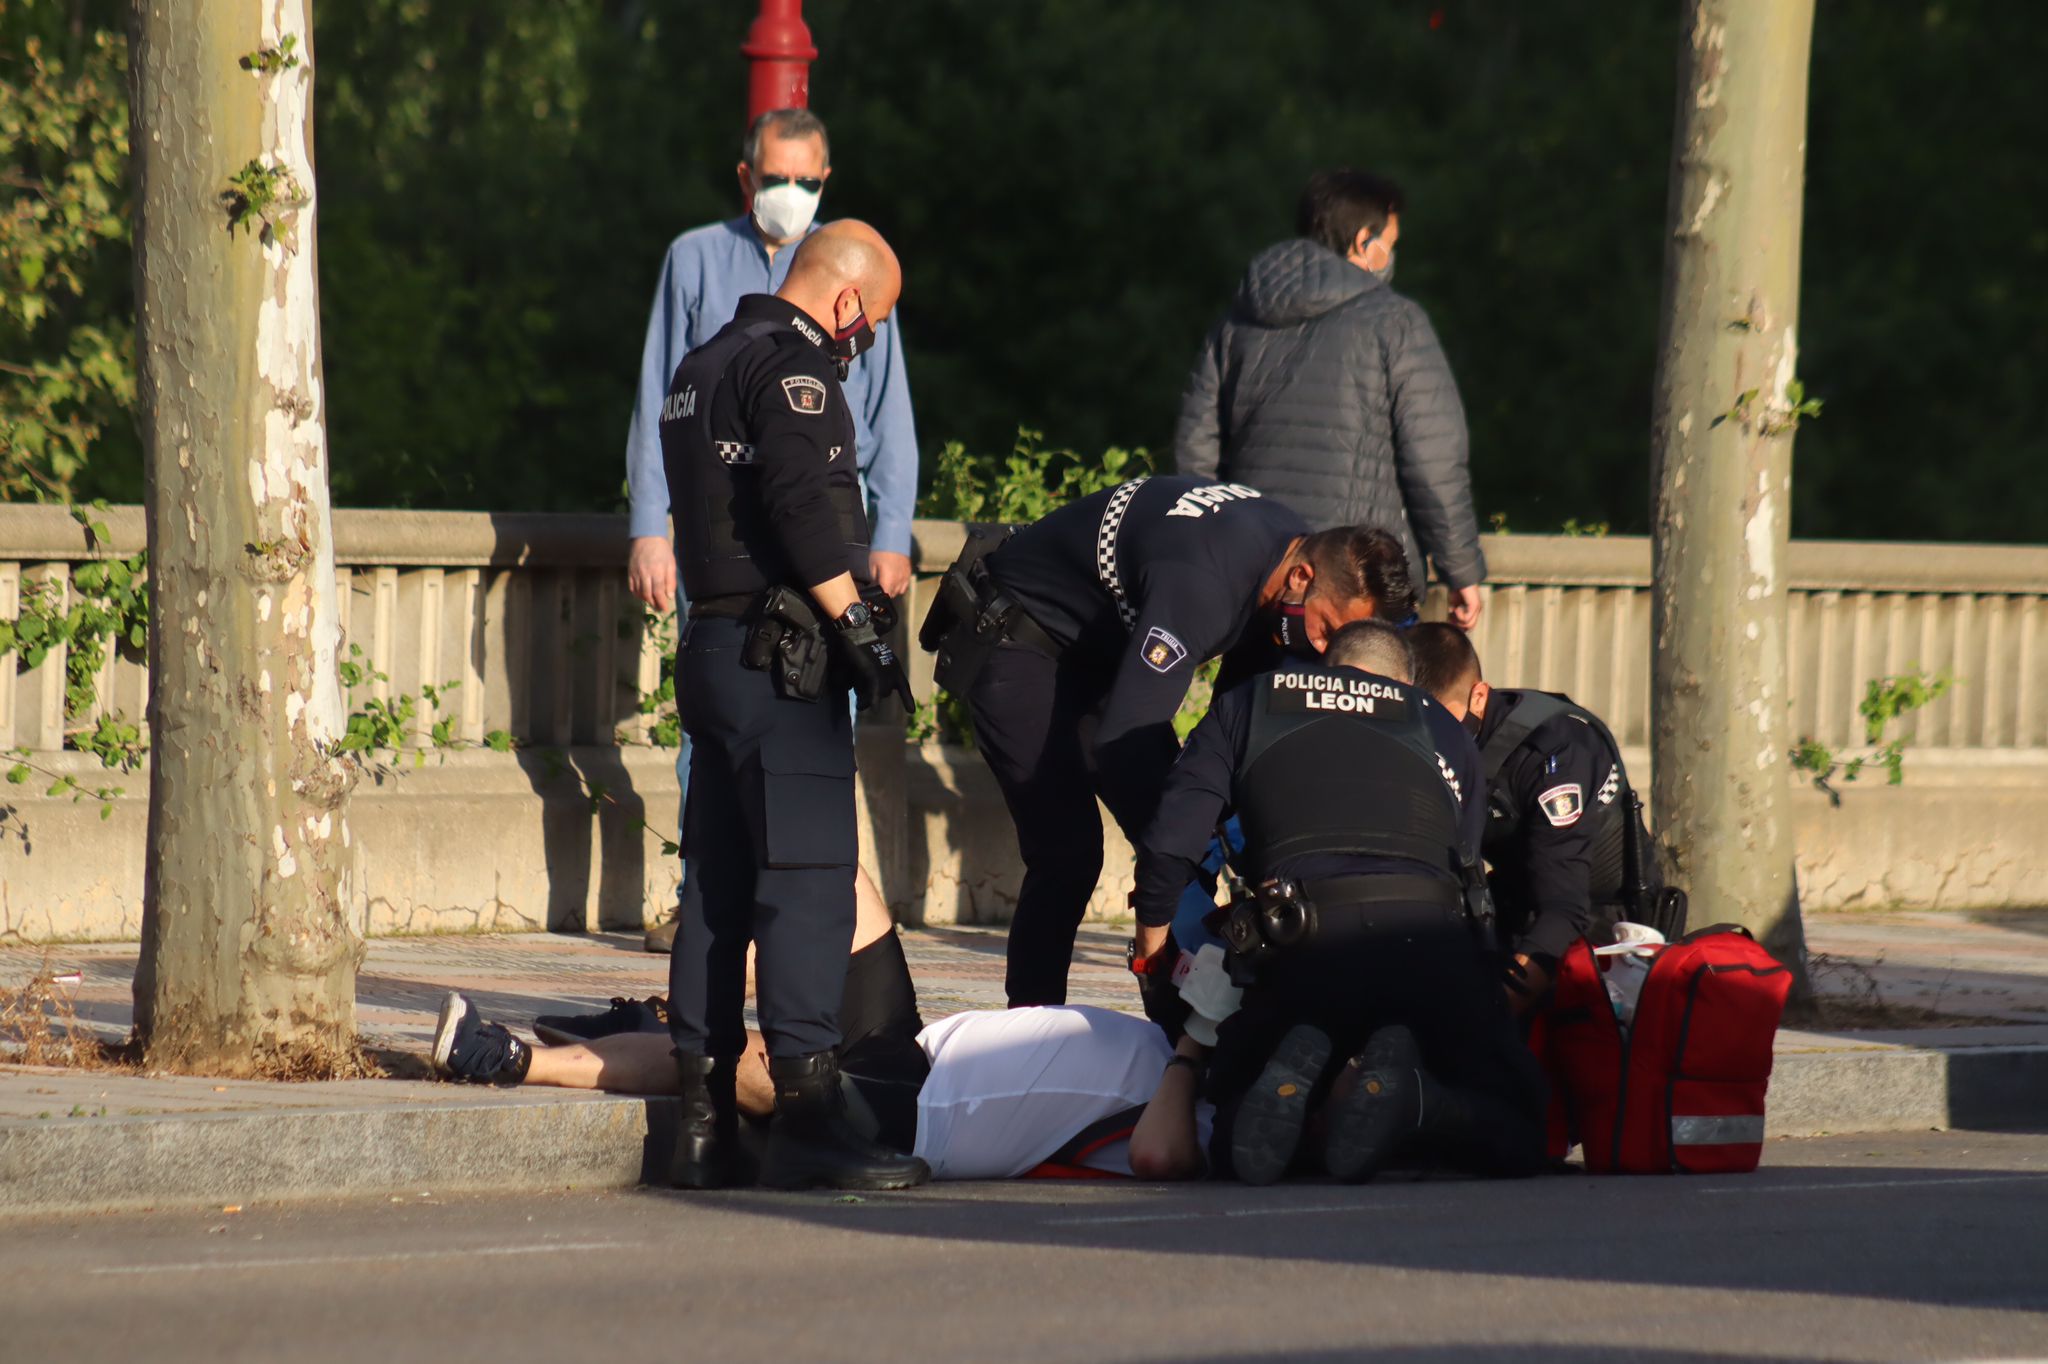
[1649,0,1815,986]
[130,0,360,1073]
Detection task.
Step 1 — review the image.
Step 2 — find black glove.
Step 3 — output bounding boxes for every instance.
[831,600,914,713]
[1129,930,1191,1042]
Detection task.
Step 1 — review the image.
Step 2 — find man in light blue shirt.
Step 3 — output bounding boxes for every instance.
[626,108,920,952]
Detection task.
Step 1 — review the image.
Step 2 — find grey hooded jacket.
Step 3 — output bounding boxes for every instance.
[1173,239,1485,589]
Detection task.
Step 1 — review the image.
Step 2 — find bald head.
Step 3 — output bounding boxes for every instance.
[779,220,901,335]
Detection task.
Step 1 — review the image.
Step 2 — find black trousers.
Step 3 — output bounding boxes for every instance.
[968,640,1150,1008]
[668,616,859,1059]
[1208,903,1548,1177]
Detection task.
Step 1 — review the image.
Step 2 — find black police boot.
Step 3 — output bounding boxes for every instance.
[758,1051,932,1191]
[1322,1025,1426,1183]
[1228,1023,1332,1187]
[670,1051,754,1190]
[1405,1068,1549,1179]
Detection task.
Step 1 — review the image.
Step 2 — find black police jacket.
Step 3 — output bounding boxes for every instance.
[981,474,1306,831]
[1477,689,1657,962]
[1130,663,1485,927]
[660,294,870,603]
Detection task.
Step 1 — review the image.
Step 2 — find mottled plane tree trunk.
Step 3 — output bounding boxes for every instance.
[129,0,361,1072]
[1649,0,1816,985]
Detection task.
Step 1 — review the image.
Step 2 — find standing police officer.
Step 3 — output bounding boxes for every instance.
[1127,622,1547,1185]
[659,221,927,1191]
[1408,623,1681,1015]
[921,476,1417,1007]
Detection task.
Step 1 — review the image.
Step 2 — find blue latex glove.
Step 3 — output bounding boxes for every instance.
[1170,816,1244,955]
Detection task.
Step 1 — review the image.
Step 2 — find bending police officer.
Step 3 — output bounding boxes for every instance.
[1408,623,1682,1015]
[658,221,927,1191]
[921,474,1417,1007]
[1128,622,1548,1185]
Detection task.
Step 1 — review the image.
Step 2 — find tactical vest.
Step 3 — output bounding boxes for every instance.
[664,320,869,602]
[1235,667,1470,885]
[1480,690,1647,902]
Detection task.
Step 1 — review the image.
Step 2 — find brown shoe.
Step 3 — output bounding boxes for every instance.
[643,912,678,954]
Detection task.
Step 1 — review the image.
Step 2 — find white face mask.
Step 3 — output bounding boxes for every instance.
[751,182,821,242]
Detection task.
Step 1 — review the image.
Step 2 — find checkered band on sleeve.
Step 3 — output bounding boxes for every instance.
[1094,476,1149,630]
[715,441,757,466]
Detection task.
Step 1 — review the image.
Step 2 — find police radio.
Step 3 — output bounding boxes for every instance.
[1221,876,1319,974]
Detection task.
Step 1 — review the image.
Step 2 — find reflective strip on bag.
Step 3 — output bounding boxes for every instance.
[1671,1113,1764,1146]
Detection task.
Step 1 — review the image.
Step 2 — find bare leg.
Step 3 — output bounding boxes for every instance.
[524,1028,777,1115]
[518,867,894,1106]
[852,866,893,951]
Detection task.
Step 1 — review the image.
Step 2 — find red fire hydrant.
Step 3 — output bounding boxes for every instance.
[742,0,817,120]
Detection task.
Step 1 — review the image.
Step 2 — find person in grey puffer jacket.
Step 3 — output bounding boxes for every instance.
[1175,171,1486,628]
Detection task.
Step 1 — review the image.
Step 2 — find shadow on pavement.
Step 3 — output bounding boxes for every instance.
[663,1160,2048,1317]
[1130,1343,1818,1351]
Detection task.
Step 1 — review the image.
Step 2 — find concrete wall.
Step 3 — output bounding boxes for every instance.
[3,729,908,942]
[905,744,2048,926]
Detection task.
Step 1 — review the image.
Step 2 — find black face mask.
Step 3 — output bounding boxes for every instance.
[1273,595,1318,659]
[831,309,875,381]
[1461,708,1485,740]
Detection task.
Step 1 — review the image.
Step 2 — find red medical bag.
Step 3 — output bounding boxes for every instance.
[1535,925,1793,1174]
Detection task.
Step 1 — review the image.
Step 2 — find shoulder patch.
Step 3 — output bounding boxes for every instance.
[1537,782,1584,828]
[1140,626,1189,674]
[780,374,828,414]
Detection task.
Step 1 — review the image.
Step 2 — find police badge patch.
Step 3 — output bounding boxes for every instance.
[781,375,827,414]
[1140,626,1189,674]
[1537,782,1584,828]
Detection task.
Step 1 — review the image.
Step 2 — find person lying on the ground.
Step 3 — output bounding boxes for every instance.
[430,891,1215,1181]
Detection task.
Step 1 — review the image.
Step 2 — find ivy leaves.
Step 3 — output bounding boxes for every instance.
[1791,669,1955,805]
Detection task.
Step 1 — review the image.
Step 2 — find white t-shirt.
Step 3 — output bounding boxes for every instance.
[912,1005,1216,1180]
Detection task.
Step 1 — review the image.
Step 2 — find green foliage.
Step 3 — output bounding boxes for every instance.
[1760,379,1826,438]
[1791,668,1955,805]
[919,427,1152,523]
[0,7,134,503]
[4,747,123,821]
[239,35,301,75]
[219,158,307,251]
[8,2,2048,550]
[0,501,148,770]
[630,609,680,749]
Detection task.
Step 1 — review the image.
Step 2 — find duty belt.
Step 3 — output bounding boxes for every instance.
[968,559,1062,658]
[1301,873,1467,942]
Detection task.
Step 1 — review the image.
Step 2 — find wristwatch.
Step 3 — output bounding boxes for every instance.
[1126,938,1160,977]
[836,601,873,631]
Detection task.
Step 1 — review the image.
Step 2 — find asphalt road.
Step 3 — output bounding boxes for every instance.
[7,1130,2048,1364]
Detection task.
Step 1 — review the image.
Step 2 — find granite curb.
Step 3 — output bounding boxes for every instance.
[6,1038,2047,1216]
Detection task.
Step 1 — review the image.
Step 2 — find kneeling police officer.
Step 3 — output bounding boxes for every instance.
[1130,621,1547,1185]
[658,221,927,1191]
[1408,623,1685,1016]
[921,475,1416,1008]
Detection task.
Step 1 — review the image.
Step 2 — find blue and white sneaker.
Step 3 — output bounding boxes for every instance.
[431,992,533,1086]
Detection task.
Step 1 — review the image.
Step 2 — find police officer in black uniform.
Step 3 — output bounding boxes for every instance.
[658,221,927,1192]
[1130,620,1547,1184]
[1408,623,1682,1016]
[920,475,1417,1007]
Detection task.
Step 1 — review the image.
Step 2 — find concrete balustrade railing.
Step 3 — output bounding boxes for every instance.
[0,506,661,754]
[4,503,2046,941]
[7,503,2046,756]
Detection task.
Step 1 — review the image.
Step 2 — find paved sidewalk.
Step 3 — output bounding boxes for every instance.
[8,909,2048,1061]
[5,911,2048,1213]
